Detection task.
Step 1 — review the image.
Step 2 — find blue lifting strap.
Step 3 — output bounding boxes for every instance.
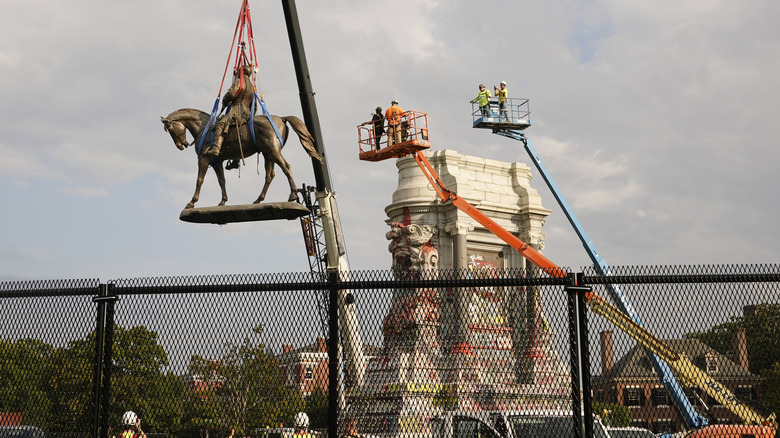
[196,98,223,157]
[251,93,285,148]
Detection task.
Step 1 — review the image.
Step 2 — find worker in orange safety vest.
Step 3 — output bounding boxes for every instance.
[385,99,405,147]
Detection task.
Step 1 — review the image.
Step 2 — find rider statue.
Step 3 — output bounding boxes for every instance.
[205,63,256,157]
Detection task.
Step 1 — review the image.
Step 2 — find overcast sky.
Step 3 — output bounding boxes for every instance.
[1,0,779,282]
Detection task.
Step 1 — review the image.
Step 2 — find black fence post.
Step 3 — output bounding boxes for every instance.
[91,284,119,438]
[99,284,118,438]
[91,284,108,438]
[567,281,583,438]
[576,273,594,438]
[567,275,594,438]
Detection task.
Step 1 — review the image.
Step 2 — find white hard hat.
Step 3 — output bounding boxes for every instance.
[500,81,506,85]
[294,412,310,429]
[122,411,138,426]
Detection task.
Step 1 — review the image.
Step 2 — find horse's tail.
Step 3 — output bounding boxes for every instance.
[281,116,324,165]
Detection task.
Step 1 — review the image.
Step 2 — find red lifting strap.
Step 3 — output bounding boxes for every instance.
[217,0,258,98]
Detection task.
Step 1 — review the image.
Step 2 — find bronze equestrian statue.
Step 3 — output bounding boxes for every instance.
[161,107,322,209]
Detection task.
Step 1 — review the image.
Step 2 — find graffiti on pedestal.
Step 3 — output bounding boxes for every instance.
[383,222,440,350]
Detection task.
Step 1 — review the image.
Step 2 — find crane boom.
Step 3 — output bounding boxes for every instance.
[282,4,365,430]
[492,126,708,428]
[410,149,777,431]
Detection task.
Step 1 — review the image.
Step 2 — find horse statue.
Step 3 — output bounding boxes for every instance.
[161,108,322,209]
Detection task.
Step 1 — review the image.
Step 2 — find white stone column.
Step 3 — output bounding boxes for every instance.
[445,221,474,272]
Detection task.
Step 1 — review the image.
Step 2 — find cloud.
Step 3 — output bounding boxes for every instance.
[1,246,51,262]
[1,0,779,280]
[59,186,110,198]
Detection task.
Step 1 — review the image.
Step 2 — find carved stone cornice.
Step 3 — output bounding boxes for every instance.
[444,221,474,236]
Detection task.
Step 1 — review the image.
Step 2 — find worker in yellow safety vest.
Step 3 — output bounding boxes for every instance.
[494,81,508,121]
[121,411,147,438]
[471,84,492,118]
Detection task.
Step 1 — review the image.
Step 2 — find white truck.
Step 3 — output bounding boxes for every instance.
[431,409,611,438]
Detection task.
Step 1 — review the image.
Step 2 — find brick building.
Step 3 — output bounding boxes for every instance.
[593,329,763,434]
[279,338,380,397]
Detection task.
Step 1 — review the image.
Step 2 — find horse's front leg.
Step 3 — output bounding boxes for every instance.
[254,156,275,204]
[186,156,211,209]
[212,162,228,206]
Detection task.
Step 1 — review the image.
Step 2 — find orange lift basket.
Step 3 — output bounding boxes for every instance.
[357,110,430,162]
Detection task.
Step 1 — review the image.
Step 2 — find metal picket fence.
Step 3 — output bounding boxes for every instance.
[1,265,778,438]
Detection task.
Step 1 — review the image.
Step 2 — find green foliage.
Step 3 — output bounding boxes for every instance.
[47,335,95,431]
[686,303,780,376]
[108,325,174,433]
[1,325,180,434]
[760,362,780,415]
[305,388,329,430]
[685,302,780,416]
[2,323,310,437]
[0,339,55,430]
[593,401,632,427]
[184,325,303,435]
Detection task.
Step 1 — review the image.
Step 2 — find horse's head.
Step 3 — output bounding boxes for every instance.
[161,116,189,151]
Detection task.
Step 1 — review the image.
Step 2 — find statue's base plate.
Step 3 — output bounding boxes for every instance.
[179,202,310,225]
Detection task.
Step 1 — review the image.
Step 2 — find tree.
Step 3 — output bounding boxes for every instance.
[185,326,303,435]
[760,362,780,416]
[0,339,55,430]
[108,325,180,434]
[686,302,780,416]
[686,303,780,376]
[593,402,632,427]
[46,325,181,434]
[685,303,780,374]
[47,336,94,432]
[305,388,328,431]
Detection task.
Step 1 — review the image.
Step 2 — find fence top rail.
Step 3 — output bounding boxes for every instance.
[0,278,100,298]
[2,265,778,296]
[581,263,780,284]
[109,271,571,295]
[582,273,780,284]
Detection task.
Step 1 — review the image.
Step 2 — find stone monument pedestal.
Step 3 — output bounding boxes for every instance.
[348,151,571,437]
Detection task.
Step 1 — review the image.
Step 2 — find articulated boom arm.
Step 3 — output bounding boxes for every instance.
[586,292,777,429]
[494,128,708,429]
[412,149,777,430]
[413,151,565,278]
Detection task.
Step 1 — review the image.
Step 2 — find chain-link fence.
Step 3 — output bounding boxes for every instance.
[1,265,778,438]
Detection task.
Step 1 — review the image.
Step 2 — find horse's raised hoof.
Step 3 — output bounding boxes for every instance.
[287,193,298,203]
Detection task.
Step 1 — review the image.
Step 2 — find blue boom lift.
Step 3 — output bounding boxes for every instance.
[471,97,710,430]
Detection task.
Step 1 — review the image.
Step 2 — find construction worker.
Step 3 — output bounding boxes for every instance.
[385,100,405,147]
[371,106,384,150]
[470,84,491,118]
[205,63,255,157]
[121,411,147,438]
[494,81,508,121]
[293,412,311,438]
